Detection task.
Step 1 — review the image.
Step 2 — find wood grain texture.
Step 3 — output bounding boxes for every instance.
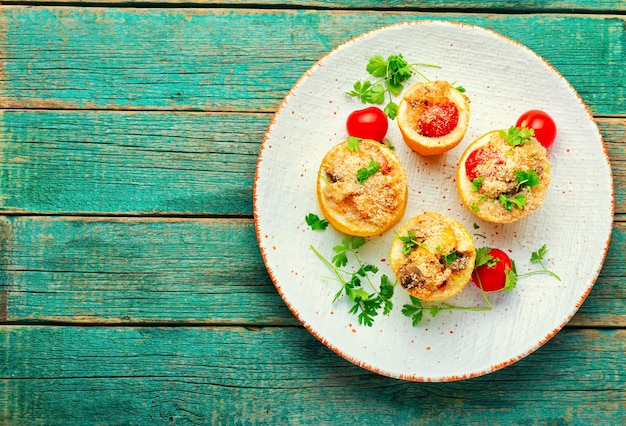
[0,325,624,424]
[0,216,623,326]
[0,110,266,215]
[0,8,624,114]
[1,111,624,216]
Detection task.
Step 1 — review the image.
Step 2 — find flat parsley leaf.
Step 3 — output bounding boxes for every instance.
[311,238,396,327]
[515,170,540,191]
[396,230,426,255]
[356,158,381,183]
[475,247,498,268]
[499,126,535,147]
[347,136,361,152]
[472,177,485,192]
[499,193,527,211]
[365,55,388,77]
[347,53,439,119]
[305,213,329,231]
[440,250,458,266]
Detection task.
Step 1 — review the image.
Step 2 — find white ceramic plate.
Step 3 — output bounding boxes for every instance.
[254,21,613,381]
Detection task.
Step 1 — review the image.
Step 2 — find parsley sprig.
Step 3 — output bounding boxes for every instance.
[499,126,535,146]
[311,237,395,327]
[499,193,527,211]
[346,53,440,119]
[305,213,329,231]
[356,158,381,183]
[396,230,426,255]
[518,244,561,281]
[515,170,540,191]
[402,297,490,326]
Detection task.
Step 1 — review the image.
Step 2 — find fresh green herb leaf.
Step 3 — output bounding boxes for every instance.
[499,126,535,147]
[356,158,381,183]
[384,101,399,120]
[475,247,501,269]
[504,267,518,291]
[499,193,526,211]
[305,213,329,231]
[472,176,485,192]
[531,244,549,263]
[440,250,457,266]
[471,194,489,212]
[311,238,396,327]
[396,230,426,255]
[401,295,491,326]
[347,136,361,152]
[347,53,440,118]
[519,244,561,281]
[365,55,388,77]
[515,170,540,191]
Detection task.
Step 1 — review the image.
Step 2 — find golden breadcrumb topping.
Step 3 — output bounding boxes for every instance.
[318,139,407,235]
[391,212,475,300]
[462,132,551,223]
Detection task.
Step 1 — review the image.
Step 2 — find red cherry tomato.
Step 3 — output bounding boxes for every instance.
[464,148,504,181]
[418,102,459,138]
[516,110,557,148]
[472,248,514,292]
[346,106,388,142]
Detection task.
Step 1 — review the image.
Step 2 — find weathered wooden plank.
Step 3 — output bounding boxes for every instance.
[0,216,623,326]
[0,216,295,325]
[0,325,623,424]
[1,111,623,216]
[0,110,268,215]
[4,0,625,11]
[0,8,623,115]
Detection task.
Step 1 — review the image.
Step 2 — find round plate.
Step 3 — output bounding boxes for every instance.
[253,21,613,381]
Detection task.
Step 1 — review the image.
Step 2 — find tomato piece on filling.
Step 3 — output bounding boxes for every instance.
[418,102,459,138]
[464,148,504,181]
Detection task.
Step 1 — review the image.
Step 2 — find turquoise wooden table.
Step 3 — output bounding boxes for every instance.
[0,1,624,424]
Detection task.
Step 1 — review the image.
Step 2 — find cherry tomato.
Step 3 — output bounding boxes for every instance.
[418,102,459,138]
[471,248,515,292]
[464,148,504,181]
[516,110,557,148]
[346,106,388,141]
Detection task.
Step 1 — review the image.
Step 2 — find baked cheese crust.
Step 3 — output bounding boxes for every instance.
[397,80,470,156]
[457,130,551,223]
[317,139,407,237]
[390,212,476,301]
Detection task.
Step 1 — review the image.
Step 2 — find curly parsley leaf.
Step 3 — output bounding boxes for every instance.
[305,213,329,231]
